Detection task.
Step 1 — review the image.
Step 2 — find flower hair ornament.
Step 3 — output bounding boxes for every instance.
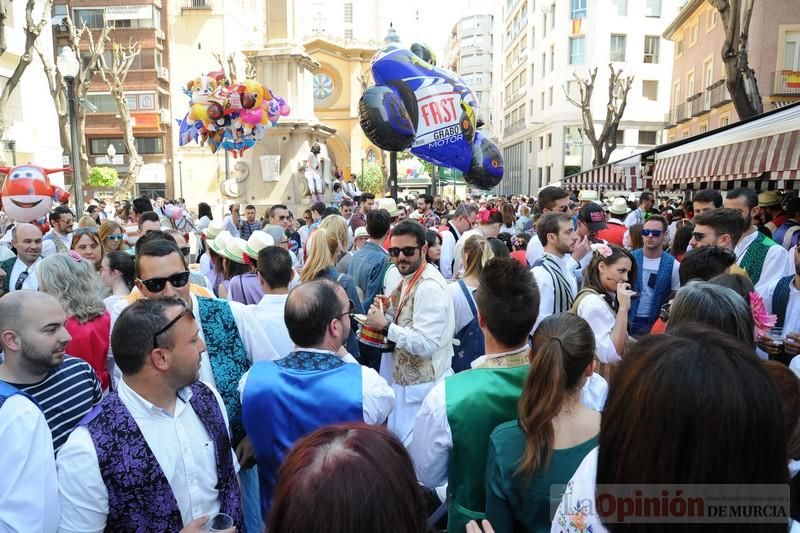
[749,291,776,342]
[590,243,613,258]
[68,250,83,262]
[477,207,499,225]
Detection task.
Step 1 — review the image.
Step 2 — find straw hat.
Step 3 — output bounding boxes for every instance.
[353,226,369,239]
[378,197,402,217]
[609,197,632,215]
[244,230,274,260]
[207,230,232,256]
[578,190,600,203]
[758,191,780,208]
[223,237,248,264]
[203,219,225,240]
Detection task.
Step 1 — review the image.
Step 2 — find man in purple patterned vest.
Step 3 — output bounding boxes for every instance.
[56,298,241,533]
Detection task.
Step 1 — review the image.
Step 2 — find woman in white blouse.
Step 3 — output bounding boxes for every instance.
[572,244,637,365]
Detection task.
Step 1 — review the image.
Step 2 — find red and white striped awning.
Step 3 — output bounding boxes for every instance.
[653,104,800,186]
[563,156,638,190]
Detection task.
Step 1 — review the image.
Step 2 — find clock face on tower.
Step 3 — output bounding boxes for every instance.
[313,72,335,106]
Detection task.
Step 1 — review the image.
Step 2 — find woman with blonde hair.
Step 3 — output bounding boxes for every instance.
[450,233,494,372]
[71,227,103,270]
[98,219,127,255]
[77,215,97,229]
[301,214,364,357]
[38,251,111,390]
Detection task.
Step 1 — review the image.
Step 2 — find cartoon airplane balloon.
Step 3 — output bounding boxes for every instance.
[0,165,70,223]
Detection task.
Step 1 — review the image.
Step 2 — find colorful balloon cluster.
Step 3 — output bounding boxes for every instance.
[176,71,290,157]
[359,43,504,189]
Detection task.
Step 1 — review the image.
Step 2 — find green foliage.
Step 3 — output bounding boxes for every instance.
[87,166,118,188]
[357,163,385,196]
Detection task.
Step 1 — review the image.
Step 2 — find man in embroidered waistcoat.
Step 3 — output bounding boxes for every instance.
[531,213,579,332]
[109,237,278,533]
[365,219,455,446]
[758,244,800,367]
[41,205,73,257]
[56,298,241,533]
[240,279,394,515]
[629,215,680,336]
[724,188,792,289]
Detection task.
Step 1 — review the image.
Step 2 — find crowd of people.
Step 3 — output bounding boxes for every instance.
[0,184,799,532]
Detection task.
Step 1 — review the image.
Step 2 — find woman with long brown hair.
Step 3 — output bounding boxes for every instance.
[484,313,600,532]
[98,220,128,255]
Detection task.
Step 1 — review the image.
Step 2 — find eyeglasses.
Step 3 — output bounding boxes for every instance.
[388,246,420,258]
[335,299,356,321]
[180,246,191,256]
[153,304,191,349]
[107,234,124,241]
[691,231,716,241]
[641,229,663,237]
[138,271,190,293]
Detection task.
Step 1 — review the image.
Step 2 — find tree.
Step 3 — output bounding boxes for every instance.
[564,64,634,167]
[87,166,118,188]
[0,0,54,150]
[357,163,385,197]
[98,41,142,200]
[37,17,112,178]
[709,0,763,119]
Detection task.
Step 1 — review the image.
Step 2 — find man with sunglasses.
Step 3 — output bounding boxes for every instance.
[240,279,394,515]
[268,205,302,262]
[365,219,455,446]
[110,237,278,533]
[57,298,242,533]
[628,215,680,336]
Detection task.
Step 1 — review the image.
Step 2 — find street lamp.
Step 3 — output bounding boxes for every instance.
[57,46,83,216]
[177,151,184,199]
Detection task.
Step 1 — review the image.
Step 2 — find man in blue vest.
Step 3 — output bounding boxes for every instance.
[240,279,394,516]
[758,244,800,366]
[629,215,680,336]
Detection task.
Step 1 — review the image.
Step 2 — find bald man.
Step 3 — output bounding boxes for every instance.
[0,291,102,452]
[0,223,43,293]
[239,279,394,515]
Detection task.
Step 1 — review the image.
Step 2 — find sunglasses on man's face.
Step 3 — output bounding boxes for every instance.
[641,229,663,237]
[388,246,420,258]
[138,271,190,293]
[153,304,191,349]
[180,246,191,256]
[691,231,716,241]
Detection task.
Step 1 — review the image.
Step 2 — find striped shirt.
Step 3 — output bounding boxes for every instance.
[4,356,102,453]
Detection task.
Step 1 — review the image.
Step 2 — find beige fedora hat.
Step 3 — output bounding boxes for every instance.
[244,230,274,260]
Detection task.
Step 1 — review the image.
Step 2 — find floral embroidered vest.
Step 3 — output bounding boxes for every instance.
[740,232,778,286]
[242,351,362,515]
[196,296,251,446]
[83,381,243,533]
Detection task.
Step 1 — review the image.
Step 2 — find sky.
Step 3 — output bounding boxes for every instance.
[378,0,490,59]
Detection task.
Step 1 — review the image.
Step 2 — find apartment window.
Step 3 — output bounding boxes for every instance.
[85,94,118,113]
[569,37,584,65]
[783,31,800,70]
[676,38,684,57]
[545,166,551,184]
[642,80,658,100]
[125,95,137,110]
[136,137,164,154]
[644,36,659,63]
[90,138,125,155]
[549,45,554,71]
[538,167,543,188]
[610,34,626,62]
[689,24,699,47]
[564,126,582,156]
[344,3,353,23]
[531,63,535,84]
[540,91,545,110]
[612,0,627,16]
[645,0,661,17]
[539,136,544,149]
[566,80,579,98]
[682,130,690,138]
[706,9,717,31]
[551,4,555,28]
[638,131,657,145]
[698,124,708,134]
[74,8,104,28]
[528,139,533,153]
[543,13,547,36]
[615,129,625,145]
[548,86,553,105]
[541,53,546,76]
[138,93,156,110]
[720,115,730,127]
[54,4,67,16]
[571,0,586,19]
[546,133,552,147]
[687,71,695,97]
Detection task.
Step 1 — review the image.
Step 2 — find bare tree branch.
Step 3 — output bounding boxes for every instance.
[0,0,9,57]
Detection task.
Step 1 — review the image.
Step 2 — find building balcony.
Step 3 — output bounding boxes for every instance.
[772,70,800,96]
[690,91,710,117]
[708,79,731,108]
[504,89,525,107]
[181,0,213,11]
[503,119,526,137]
[673,102,690,124]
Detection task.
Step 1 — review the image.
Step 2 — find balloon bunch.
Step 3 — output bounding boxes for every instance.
[359,43,504,189]
[177,72,290,157]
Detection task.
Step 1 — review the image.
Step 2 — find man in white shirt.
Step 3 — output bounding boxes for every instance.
[57,298,240,533]
[0,223,43,293]
[0,383,59,533]
[41,205,73,256]
[623,192,654,227]
[724,187,792,289]
[240,279,394,515]
[247,246,294,358]
[365,219,455,445]
[110,237,278,533]
[439,203,477,280]
[531,213,579,331]
[758,244,800,365]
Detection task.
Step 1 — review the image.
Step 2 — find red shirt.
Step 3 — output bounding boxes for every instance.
[65,311,111,390]
[597,221,626,246]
